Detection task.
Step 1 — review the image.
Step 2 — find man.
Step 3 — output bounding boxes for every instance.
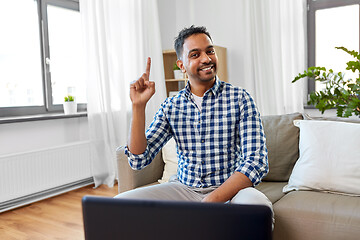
[116,26,272,214]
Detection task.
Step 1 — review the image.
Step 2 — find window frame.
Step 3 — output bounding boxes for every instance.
[0,0,86,118]
[307,0,360,94]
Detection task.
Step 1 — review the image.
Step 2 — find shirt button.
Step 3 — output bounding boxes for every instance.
[201,140,205,143]
[201,160,205,164]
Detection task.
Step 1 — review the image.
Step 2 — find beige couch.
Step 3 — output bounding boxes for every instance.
[116,112,360,240]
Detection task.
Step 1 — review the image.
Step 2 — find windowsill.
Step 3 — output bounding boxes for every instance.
[303,105,316,109]
[0,112,87,124]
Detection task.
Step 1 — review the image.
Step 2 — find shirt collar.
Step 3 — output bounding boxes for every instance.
[183,76,221,100]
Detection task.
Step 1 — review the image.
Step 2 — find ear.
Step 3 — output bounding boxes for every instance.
[177,59,186,73]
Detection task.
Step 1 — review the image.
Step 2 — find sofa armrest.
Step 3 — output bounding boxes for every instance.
[116,146,165,193]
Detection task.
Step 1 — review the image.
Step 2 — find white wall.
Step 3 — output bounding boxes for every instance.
[0,117,91,206]
[157,0,177,50]
[0,117,89,156]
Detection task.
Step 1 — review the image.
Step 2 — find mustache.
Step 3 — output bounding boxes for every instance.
[198,63,216,69]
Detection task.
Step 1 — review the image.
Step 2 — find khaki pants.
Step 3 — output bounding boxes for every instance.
[114,179,274,226]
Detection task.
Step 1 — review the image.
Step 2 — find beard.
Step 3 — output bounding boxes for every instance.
[195,63,217,82]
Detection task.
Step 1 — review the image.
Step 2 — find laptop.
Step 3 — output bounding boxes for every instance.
[82,196,272,240]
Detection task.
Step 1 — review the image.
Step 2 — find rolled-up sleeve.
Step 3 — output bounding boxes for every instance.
[235,91,268,186]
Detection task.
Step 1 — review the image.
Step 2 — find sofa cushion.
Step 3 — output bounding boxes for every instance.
[255,182,287,204]
[273,191,360,240]
[158,138,178,183]
[261,112,303,182]
[283,120,360,196]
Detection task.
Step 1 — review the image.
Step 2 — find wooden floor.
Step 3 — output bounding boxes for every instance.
[0,183,119,240]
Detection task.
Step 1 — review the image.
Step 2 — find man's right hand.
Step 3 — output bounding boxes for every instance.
[130,57,155,107]
[128,57,154,155]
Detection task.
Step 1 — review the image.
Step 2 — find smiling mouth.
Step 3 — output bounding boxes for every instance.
[199,65,214,72]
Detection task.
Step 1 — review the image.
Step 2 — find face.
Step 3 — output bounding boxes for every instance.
[177,33,218,83]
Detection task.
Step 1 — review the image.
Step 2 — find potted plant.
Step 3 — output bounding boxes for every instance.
[63,95,77,115]
[292,46,360,118]
[173,62,184,79]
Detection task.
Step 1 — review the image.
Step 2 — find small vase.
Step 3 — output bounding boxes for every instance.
[173,70,184,79]
[63,101,77,115]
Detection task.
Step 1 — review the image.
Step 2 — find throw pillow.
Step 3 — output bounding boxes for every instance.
[283,120,360,196]
[261,112,303,182]
[158,137,178,183]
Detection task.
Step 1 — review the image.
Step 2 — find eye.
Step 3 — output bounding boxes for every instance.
[190,52,199,58]
[207,49,215,55]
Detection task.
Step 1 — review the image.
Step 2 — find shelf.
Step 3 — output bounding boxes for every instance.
[165,78,187,82]
[162,49,176,54]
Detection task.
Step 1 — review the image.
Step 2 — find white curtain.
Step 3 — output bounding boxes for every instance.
[80,0,167,187]
[242,0,307,115]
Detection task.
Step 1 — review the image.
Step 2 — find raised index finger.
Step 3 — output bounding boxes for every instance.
[145,57,151,79]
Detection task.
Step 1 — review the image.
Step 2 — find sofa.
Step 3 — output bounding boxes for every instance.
[116,112,360,240]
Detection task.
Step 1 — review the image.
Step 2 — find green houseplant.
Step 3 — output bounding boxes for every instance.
[292,46,360,118]
[63,94,77,115]
[173,62,180,71]
[173,61,184,79]
[64,95,75,102]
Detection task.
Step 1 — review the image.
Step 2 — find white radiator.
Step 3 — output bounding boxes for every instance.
[0,141,92,210]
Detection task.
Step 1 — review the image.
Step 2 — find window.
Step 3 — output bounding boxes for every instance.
[0,0,86,117]
[308,0,360,94]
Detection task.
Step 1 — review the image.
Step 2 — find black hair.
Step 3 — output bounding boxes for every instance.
[174,25,212,59]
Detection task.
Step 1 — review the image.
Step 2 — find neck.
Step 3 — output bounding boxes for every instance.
[188,78,216,97]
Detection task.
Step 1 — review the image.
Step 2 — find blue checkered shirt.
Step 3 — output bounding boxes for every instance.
[125,78,268,187]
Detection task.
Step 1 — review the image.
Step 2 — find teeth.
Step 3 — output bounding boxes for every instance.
[201,66,212,71]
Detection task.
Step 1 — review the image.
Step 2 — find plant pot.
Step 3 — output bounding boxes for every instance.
[63,101,77,115]
[173,70,185,79]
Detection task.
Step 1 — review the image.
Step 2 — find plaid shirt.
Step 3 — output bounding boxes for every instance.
[125,78,268,188]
